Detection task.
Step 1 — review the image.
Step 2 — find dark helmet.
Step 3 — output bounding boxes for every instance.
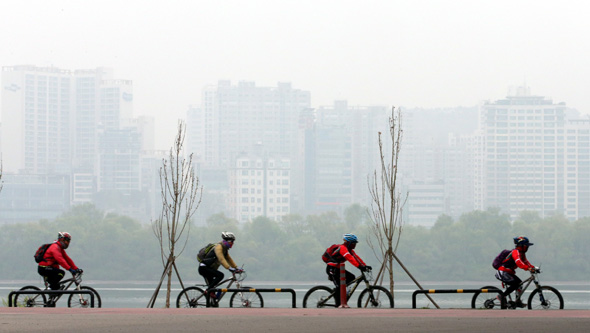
[514,236,533,247]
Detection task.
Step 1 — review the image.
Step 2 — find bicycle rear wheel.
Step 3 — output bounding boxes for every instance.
[176,286,208,308]
[471,286,503,309]
[68,286,102,308]
[14,286,46,307]
[528,286,564,310]
[357,286,394,308]
[229,287,264,308]
[303,286,337,308]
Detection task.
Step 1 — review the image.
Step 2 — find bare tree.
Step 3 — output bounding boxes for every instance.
[148,120,203,308]
[367,106,406,292]
[367,107,439,308]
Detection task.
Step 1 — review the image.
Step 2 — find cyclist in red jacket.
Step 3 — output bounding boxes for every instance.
[495,236,537,308]
[38,232,82,291]
[322,234,372,291]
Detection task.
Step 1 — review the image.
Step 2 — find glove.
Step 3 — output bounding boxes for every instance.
[366,266,372,271]
[76,268,84,274]
[236,268,244,273]
[229,267,237,273]
[359,266,367,272]
[69,268,77,275]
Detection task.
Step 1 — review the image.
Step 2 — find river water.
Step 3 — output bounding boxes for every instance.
[2,280,588,309]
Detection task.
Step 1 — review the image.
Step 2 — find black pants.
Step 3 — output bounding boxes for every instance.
[326,265,355,288]
[38,266,65,290]
[495,270,522,298]
[198,265,224,290]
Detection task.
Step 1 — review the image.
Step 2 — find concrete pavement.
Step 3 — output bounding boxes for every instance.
[1,307,589,332]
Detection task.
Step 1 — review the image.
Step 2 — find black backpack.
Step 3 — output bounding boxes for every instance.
[34,243,52,263]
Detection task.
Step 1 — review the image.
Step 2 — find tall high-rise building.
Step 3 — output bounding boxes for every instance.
[1,65,156,222]
[476,86,590,220]
[1,65,133,176]
[306,101,388,213]
[189,80,310,169]
[187,80,310,221]
[228,156,291,223]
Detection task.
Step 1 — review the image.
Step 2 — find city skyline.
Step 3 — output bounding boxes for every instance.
[1,1,589,149]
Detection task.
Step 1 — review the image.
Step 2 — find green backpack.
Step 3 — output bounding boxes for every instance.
[196,243,216,262]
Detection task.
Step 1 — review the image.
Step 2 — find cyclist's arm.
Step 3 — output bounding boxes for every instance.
[47,244,76,270]
[213,244,236,269]
[350,249,367,267]
[342,247,362,268]
[62,251,78,271]
[512,249,534,271]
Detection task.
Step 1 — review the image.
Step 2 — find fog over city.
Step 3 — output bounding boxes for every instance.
[2,1,590,228]
[1,1,589,148]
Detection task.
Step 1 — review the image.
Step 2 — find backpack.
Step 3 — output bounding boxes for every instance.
[492,249,512,269]
[34,243,52,263]
[196,243,216,263]
[322,244,343,263]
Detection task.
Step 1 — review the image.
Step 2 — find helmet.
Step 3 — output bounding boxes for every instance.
[221,231,236,241]
[343,233,358,243]
[57,232,72,241]
[514,236,533,247]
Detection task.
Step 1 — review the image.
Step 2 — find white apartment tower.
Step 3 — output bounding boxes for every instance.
[475,86,590,219]
[229,156,291,223]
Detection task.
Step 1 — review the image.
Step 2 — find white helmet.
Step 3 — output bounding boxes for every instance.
[221,231,236,241]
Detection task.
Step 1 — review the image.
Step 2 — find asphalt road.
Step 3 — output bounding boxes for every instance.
[1,308,589,333]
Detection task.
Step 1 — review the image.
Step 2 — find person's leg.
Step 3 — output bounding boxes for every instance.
[38,266,64,290]
[496,270,520,306]
[326,266,338,288]
[199,266,224,289]
[345,270,355,286]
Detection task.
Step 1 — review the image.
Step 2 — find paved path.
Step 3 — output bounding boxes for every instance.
[1,308,589,332]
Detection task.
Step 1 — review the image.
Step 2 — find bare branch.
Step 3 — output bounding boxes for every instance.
[366,107,407,295]
[150,120,203,307]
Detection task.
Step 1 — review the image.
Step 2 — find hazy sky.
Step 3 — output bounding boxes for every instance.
[1,0,588,148]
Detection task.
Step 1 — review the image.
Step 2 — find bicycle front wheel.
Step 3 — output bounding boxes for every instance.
[303,286,337,308]
[471,286,503,310]
[14,286,46,307]
[229,287,264,308]
[176,286,208,308]
[68,286,102,308]
[528,286,564,310]
[358,286,393,308]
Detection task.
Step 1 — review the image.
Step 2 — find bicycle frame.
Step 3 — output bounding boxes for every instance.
[196,271,246,301]
[502,270,538,303]
[344,270,372,299]
[42,273,84,305]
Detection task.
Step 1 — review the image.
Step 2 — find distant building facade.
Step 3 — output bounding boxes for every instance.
[228,156,291,223]
[0,65,156,223]
[476,86,590,220]
[305,101,388,213]
[187,81,310,222]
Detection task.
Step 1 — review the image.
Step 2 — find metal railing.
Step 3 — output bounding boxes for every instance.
[412,288,499,309]
[212,288,297,308]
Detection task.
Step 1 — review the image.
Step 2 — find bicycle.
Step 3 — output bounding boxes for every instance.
[176,270,264,308]
[14,272,102,308]
[472,268,564,310]
[302,268,393,308]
